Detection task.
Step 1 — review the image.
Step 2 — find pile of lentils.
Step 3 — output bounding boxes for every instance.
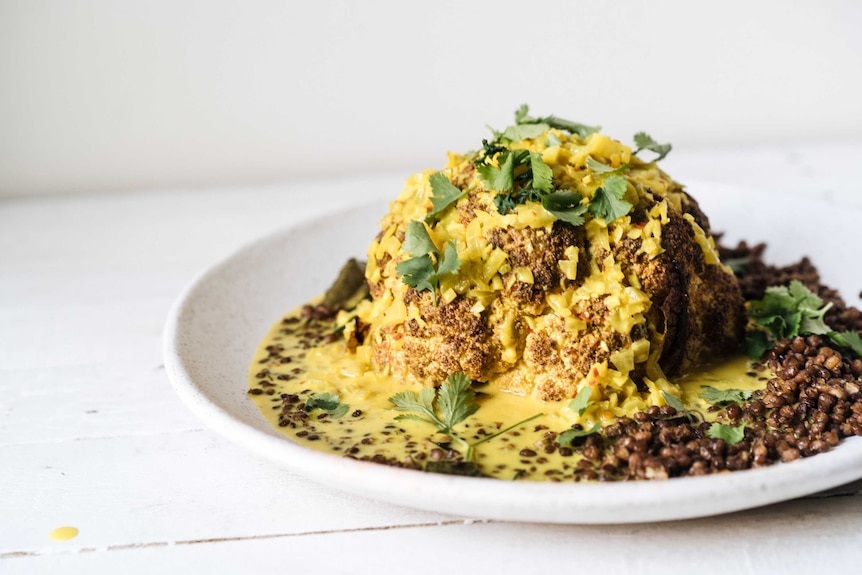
[556,241,862,481]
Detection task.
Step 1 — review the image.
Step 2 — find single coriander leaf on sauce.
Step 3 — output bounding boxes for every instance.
[569,386,595,416]
[389,387,442,428]
[541,190,588,226]
[558,424,601,446]
[699,386,754,406]
[306,393,349,418]
[436,372,480,433]
[426,173,466,222]
[708,422,746,445]
[633,132,672,161]
[588,175,632,223]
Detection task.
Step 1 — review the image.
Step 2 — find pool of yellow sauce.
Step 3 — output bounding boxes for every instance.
[249,310,767,481]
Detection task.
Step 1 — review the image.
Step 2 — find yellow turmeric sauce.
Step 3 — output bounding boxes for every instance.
[249,305,767,481]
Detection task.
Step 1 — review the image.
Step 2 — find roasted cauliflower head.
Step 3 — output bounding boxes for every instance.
[349,110,745,407]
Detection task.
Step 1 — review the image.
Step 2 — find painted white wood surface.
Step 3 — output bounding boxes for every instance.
[2,142,862,574]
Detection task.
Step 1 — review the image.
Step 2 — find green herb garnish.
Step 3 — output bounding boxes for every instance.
[587,175,632,223]
[707,422,746,445]
[395,221,461,305]
[541,190,588,226]
[746,280,861,357]
[389,371,543,462]
[699,386,754,406]
[585,156,628,175]
[305,392,349,418]
[661,391,697,423]
[513,104,600,139]
[633,132,672,161]
[426,173,466,222]
[558,423,601,446]
[569,386,595,416]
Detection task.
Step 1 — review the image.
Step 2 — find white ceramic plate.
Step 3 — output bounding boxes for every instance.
[164,181,862,524]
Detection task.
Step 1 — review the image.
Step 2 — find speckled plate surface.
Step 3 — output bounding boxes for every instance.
[164,181,862,524]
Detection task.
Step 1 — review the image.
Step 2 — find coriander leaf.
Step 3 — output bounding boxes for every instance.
[699,386,754,406]
[514,103,531,124]
[401,220,437,256]
[661,391,686,413]
[529,152,554,192]
[585,156,628,175]
[389,387,442,427]
[437,372,479,432]
[633,132,672,161]
[542,117,600,139]
[474,139,509,166]
[395,254,436,294]
[513,105,600,138]
[396,221,460,304]
[558,424,601,446]
[546,132,562,147]
[477,149,527,192]
[744,329,773,358]
[829,331,862,356]
[542,190,588,226]
[435,240,461,278]
[708,422,746,445]
[493,192,517,215]
[502,123,550,142]
[426,173,466,222]
[748,280,833,342]
[588,175,632,222]
[306,392,349,418]
[569,386,594,416]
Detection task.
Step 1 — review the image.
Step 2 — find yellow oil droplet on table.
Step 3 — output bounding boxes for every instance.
[48,526,79,541]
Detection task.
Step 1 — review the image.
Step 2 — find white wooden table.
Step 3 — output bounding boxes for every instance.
[3,143,862,574]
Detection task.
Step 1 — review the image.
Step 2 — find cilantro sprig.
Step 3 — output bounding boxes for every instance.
[395,221,461,305]
[746,280,862,357]
[389,372,543,462]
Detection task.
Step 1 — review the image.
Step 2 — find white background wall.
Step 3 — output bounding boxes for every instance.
[1,0,861,198]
